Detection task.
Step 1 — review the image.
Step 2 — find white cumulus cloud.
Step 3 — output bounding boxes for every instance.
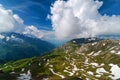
[0,4,51,41]
[50,0,120,40]
[23,25,44,38]
[23,25,54,40]
[0,4,25,33]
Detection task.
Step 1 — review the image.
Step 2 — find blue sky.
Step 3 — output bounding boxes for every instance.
[99,0,120,16]
[0,0,120,31]
[0,0,55,30]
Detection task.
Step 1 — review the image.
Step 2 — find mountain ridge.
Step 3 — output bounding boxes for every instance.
[0,32,55,63]
[0,38,120,80]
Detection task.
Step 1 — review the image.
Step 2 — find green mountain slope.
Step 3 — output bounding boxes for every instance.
[0,38,120,80]
[0,32,55,63]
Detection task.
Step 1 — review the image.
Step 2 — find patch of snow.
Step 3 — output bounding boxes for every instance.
[46,60,50,66]
[0,34,5,39]
[17,70,32,80]
[21,68,25,72]
[116,48,119,50]
[103,43,106,46]
[95,74,101,77]
[93,50,101,56]
[49,68,65,79]
[80,69,84,71]
[10,71,15,74]
[88,37,96,41]
[110,50,116,53]
[70,61,80,75]
[70,62,80,71]
[65,66,70,70]
[84,58,89,64]
[65,56,68,60]
[72,41,76,43]
[42,78,49,80]
[86,78,90,80]
[100,63,105,66]
[38,63,41,66]
[116,51,120,55]
[11,35,15,38]
[46,62,49,65]
[109,47,115,50]
[74,65,79,71]
[64,70,74,76]
[92,42,97,46]
[43,58,46,61]
[109,64,120,79]
[96,68,107,74]
[76,72,79,75]
[6,37,10,41]
[87,71,93,75]
[91,63,98,67]
[62,62,65,66]
[88,51,94,56]
[65,50,68,53]
[49,65,53,67]
[47,59,49,62]
[28,63,31,66]
[97,51,102,54]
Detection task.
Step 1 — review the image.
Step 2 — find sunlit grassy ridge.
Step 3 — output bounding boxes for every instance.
[0,38,120,80]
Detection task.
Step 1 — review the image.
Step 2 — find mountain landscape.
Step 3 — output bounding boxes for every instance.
[0,32,55,63]
[0,38,120,80]
[0,0,120,80]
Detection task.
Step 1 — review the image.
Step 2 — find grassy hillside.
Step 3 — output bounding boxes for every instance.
[0,39,120,80]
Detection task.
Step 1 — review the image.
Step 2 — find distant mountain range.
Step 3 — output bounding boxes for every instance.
[0,32,55,63]
[98,35,120,40]
[0,37,120,80]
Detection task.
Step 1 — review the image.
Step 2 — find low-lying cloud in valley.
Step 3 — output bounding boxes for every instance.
[49,0,120,40]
